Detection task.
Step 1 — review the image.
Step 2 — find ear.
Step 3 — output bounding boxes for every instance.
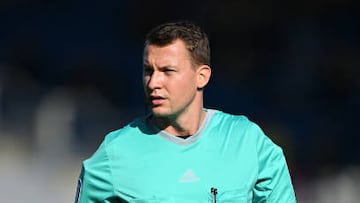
[196,65,211,89]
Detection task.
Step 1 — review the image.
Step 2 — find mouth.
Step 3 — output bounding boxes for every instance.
[148,95,165,105]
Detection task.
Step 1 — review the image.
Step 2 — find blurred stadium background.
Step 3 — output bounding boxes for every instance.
[0,0,359,202]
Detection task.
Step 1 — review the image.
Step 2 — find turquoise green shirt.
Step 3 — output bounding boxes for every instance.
[76,109,296,202]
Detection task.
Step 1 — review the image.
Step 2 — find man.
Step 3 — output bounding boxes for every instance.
[75,21,296,202]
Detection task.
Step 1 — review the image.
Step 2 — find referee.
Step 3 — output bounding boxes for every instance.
[75,21,296,203]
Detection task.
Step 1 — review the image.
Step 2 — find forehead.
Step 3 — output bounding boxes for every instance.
[143,40,190,63]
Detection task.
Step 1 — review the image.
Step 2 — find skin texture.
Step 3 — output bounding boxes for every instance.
[143,39,211,136]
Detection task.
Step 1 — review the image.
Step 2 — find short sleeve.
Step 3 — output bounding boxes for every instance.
[252,124,296,203]
[75,141,116,203]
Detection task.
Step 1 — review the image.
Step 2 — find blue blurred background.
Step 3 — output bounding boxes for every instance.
[0,0,359,202]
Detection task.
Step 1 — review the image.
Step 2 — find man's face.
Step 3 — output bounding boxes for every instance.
[143,39,199,118]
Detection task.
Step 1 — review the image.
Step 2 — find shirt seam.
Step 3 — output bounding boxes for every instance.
[104,138,118,202]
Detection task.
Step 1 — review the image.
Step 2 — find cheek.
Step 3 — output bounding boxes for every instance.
[172,76,197,94]
[143,76,150,86]
[143,78,147,86]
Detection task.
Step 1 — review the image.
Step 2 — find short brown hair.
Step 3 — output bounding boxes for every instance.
[144,21,210,67]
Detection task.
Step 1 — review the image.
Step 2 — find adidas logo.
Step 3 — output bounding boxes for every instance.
[178,169,200,183]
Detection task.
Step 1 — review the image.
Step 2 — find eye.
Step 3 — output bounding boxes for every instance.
[143,66,153,75]
[163,67,175,73]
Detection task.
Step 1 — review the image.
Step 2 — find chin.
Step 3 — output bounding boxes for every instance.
[151,111,169,118]
[150,107,172,117]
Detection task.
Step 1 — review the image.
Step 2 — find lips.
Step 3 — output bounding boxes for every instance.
[148,95,165,105]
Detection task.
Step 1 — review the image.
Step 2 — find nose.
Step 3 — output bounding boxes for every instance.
[145,71,162,90]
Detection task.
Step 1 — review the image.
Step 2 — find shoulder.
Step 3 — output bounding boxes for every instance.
[211,109,261,131]
[211,109,248,123]
[104,116,150,145]
[216,110,286,159]
[210,109,277,145]
[83,116,149,166]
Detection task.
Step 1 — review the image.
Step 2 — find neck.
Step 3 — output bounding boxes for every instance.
[152,108,206,136]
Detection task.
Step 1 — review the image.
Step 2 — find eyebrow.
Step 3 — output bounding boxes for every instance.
[143,59,149,65]
[143,64,153,70]
[143,62,175,70]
